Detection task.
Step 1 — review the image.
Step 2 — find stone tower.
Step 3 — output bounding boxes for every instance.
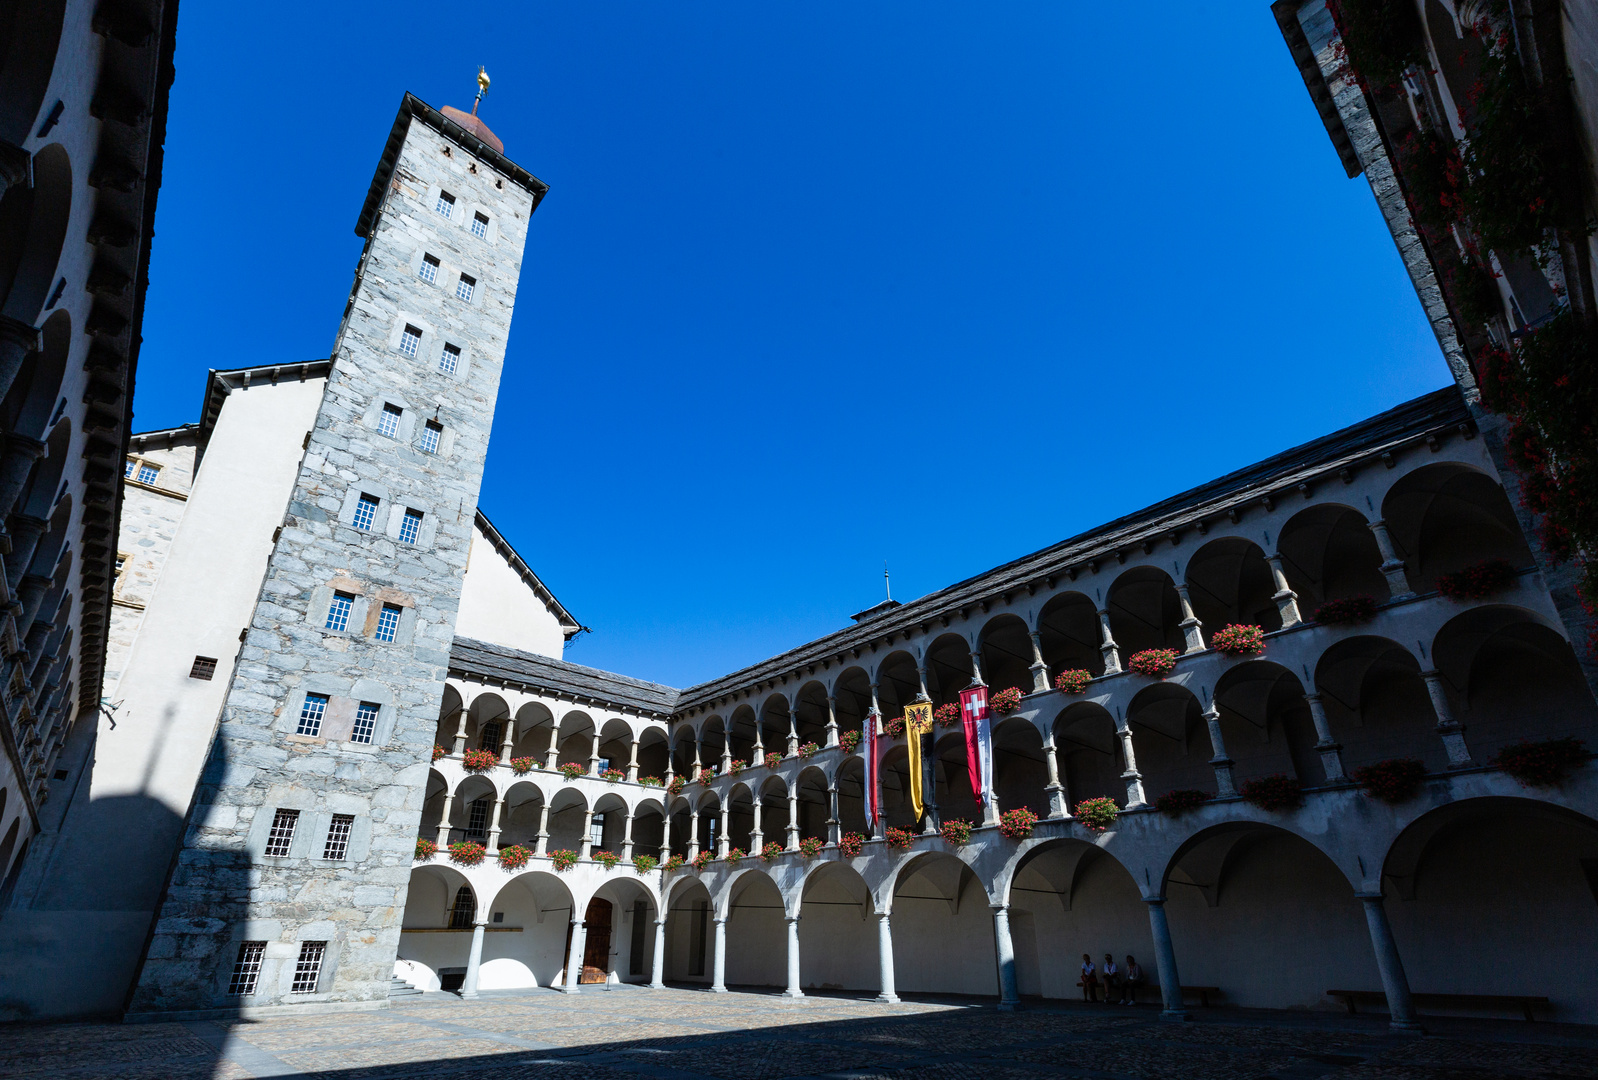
[128,94,546,1016]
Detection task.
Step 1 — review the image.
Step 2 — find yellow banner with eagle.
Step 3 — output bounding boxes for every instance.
[904,701,934,820]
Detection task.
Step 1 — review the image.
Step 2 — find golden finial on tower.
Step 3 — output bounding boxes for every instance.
[472,66,490,116]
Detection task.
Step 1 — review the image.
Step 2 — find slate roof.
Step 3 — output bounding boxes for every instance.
[449,637,681,717]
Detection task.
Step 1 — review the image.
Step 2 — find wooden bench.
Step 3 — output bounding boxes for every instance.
[1327,989,1551,1022]
[1079,981,1222,1007]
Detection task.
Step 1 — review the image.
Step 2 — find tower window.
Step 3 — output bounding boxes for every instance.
[136,463,159,486]
[228,942,266,997]
[189,656,217,681]
[114,555,126,581]
[325,591,354,632]
[456,274,475,302]
[352,701,379,744]
[471,212,489,239]
[290,941,326,994]
[435,191,455,218]
[264,808,300,856]
[399,509,423,545]
[439,343,461,375]
[375,604,402,643]
[323,814,354,860]
[419,421,441,455]
[123,459,136,478]
[467,798,489,838]
[352,494,379,531]
[399,325,422,358]
[448,886,475,929]
[296,694,328,737]
[378,403,403,438]
[419,254,439,284]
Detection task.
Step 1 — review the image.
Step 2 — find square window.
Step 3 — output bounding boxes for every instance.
[471,212,488,239]
[399,509,423,545]
[323,814,354,860]
[189,656,217,681]
[435,191,455,218]
[439,343,461,375]
[378,403,402,438]
[352,494,379,531]
[136,464,160,486]
[291,941,326,994]
[456,274,475,302]
[296,694,328,737]
[420,422,441,455]
[399,325,422,358]
[115,555,126,579]
[419,254,439,284]
[228,941,266,996]
[264,808,300,856]
[352,701,379,744]
[123,459,136,479]
[375,604,402,643]
[325,591,354,632]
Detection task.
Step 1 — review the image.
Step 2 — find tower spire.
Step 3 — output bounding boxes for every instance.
[472,65,491,116]
[885,561,891,602]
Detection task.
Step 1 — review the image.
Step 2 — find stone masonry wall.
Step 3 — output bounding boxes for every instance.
[129,102,540,1015]
[106,440,197,696]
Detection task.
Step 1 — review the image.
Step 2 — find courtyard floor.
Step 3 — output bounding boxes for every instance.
[2,986,1595,1080]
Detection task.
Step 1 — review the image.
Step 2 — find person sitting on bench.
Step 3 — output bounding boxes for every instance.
[1080,954,1099,1002]
[1101,954,1120,1005]
[1120,955,1145,1005]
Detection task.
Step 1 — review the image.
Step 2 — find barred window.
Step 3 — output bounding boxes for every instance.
[448,886,475,929]
[467,798,489,838]
[296,694,328,737]
[136,463,160,486]
[325,591,354,632]
[471,212,488,239]
[352,701,379,744]
[189,656,217,681]
[323,814,354,860]
[435,191,455,218]
[420,254,439,284]
[420,422,441,455]
[378,403,402,438]
[399,509,423,545]
[123,459,136,478]
[399,325,422,358]
[480,721,501,752]
[352,494,379,532]
[455,274,475,302]
[264,808,299,857]
[438,343,461,375]
[290,941,326,994]
[375,604,402,643]
[228,941,266,996]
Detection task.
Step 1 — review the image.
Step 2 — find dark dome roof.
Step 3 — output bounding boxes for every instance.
[440,106,504,154]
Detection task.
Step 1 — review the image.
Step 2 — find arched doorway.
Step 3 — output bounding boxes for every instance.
[567,897,614,985]
[1006,839,1148,1001]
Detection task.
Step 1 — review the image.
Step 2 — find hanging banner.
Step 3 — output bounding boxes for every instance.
[864,710,880,829]
[904,701,934,820]
[959,685,990,804]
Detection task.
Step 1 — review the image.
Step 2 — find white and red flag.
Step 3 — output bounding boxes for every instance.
[864,710,880,829]
[959,685,994,805]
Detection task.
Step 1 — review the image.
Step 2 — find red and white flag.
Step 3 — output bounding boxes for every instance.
[864,710,880,829]
[959,685,994,805]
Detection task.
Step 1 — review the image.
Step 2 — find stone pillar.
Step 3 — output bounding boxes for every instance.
[751,797,764,851]
[535,802,550,857]
[0,316,39,406]
[692,734,703,772]
[969,650,985,686]
[1201,706,1237,797]
[588,734,601,777]
[752,719,765,763]
[498,719,516,764]
[1115,717,1147,808]
[1027,633,1049,693]
[787,713,799,758]
[787,792,800,851]
[992,905,1021,1011]
[783,916,804,998]
[664,738,676,788]
[563,918,586,993]
[1043,730,1069,819]
[485,797,505,854]
[1096,608,1122,674]
[1266,554,1303,627]
[434,791,455,847]
[1144,898,1187,1020]
[650,917,667,988]
[1304,693,1346,781]
[874,912,899,1003]
[580,807,595,860]
[4,515,46,588]
[545,724,560,770]
[710,916,728,992]
[1359,893,1421,1031]
[461,920,486,998]
[627,737,640,783]
[716,805,729,857]
[825,694,839,747]
[0,435,46,522]
[1366,520,1413,598]
[869,682,884,734]
[1174,584,1206,653]
[622,811,635,860]
[1421,670,1472,766]
[450,709,470,755]
[826,784,840,846]
[687,811,700,860]
[721,718,734,773]
[13,574,50,640]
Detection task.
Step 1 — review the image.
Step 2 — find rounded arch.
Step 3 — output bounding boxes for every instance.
[511,699,555,760]
[1276,502,1386,612]
[794,765,830,843]
[1,308,69,443]
[595,717,634,773]
[590,790,630,854]
[757,693,791,755]
[978,615,1033,698]
[1053,701,1121,806]
[924,632,975,708]
[720,866,787,989]
[1381,462,1534,593]
[1038,590,1102,679]
[0,2,69,145]
[792,680,830,748]
[1125,681,1208,801]
[497,778,549,850]
[544,786,591,856]
[1184,536,1280,635]
[1106,565,1184,656]
[832,666,872,734]
[402,863,476,929]
[834,754,868,837]
[874,650,920,720]
[725,781,756,851]
[884,849,995,996]
[0,143,71,322]
[555,709,595,769]
[465,692,512,754]
[1211,660,1320,785]
[1314,635,1439,772]
[795,860,877,993]
[17,417,69,525]
[476,868,579,991]
[990,715,1047,817]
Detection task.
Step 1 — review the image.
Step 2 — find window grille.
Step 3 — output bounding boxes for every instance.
[590,812,605,848]
[439,344,460,375]
[399,325,422,358]
[326,592,354,632]
[449,886,475,929]
[296,694,328,737]
[352,701,379,744]
[399,509,423,544]
[353,494,379,531]
[123,459,136,478]
[375,604,401,643]
[467,798,489,838]
[435,191,455,218]
[456,274,475,302]
[323,814,354,860]
[420,254,439,284]
[189,656,217,681]
[480,721,501,752]
[420,422,441,455]
[290,941,326,994]
[228,941,266,996]
[137,464,160,485]
[472,212,488,239]
[264,808,299,856]
[378,403,402,438]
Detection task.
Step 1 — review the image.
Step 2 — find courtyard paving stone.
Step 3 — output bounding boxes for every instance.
[0,986,1594,1080]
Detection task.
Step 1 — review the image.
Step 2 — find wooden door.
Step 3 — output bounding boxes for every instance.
[580,898,612,984]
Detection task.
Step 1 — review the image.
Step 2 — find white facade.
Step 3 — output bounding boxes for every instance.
[456,517,576,659]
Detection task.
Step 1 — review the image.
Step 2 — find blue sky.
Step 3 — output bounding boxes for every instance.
[135,2,1449,689]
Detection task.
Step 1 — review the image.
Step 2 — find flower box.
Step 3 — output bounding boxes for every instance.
[696,767,717,787]
[1352,759,1427,804]
[1075,797,1119,833]
[462,749,499,772]
[1240,775,1304,812]
[990,687,1025,715]
[1313,596,1379,625]
[839,730,861,753]
[668,777,686,796]
[432,745,447,763]
[558,762,586,781]
[549,849,578,871]
[727,759,747,776]
[633,854,658,874]
[1436,558,1517,600]
[723,847,746,866]
[798,741,820,760]
[593,850,620,870]
[1210,624,1266,657]
[1128,649,1178,678]
[510,756,539,774]
[760,841,785,863]
[661,854,685,871]
[449,841,486,866]
[999,807,1039,839]
[883,716,905,738]
[884,827,915,849]
[601,767,626,784]
[1154,789,1213,816]
[638,776,663,788]
[1492,737,1592,787]
[763,751,781,769]
[798,837,824,858]
[933,703,961,729]
[414,838,437,861]
[939,819,972,845]
[497,844,531,870]
[837,832,864,858]
[1054,669,1093,695]
[691,851,713,871]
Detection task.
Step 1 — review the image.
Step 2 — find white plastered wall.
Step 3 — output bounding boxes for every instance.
[456,520,565,659]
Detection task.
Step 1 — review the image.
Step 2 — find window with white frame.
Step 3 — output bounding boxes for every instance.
[325,591,354,632]
[399,508,423,544]
[323,814,354,860]
[590,812,606,849]
[438,343,460,375]
[419,254,439,284]
[467,798,489,838]
[352,494,379,531]
[399,325,422,358]
[375,603,401,643]
[123,459,136,479]
[420,421,441,454]
[136,463,159,486]
[264,808,299,856]
[435,191,455,218]
[290,941,326,994]
[378,403,402,438]
[471,212,488,239]
[352,701,379,744]
[228,941,266,996]
[296,694,328,737]
[455,274,475,302]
